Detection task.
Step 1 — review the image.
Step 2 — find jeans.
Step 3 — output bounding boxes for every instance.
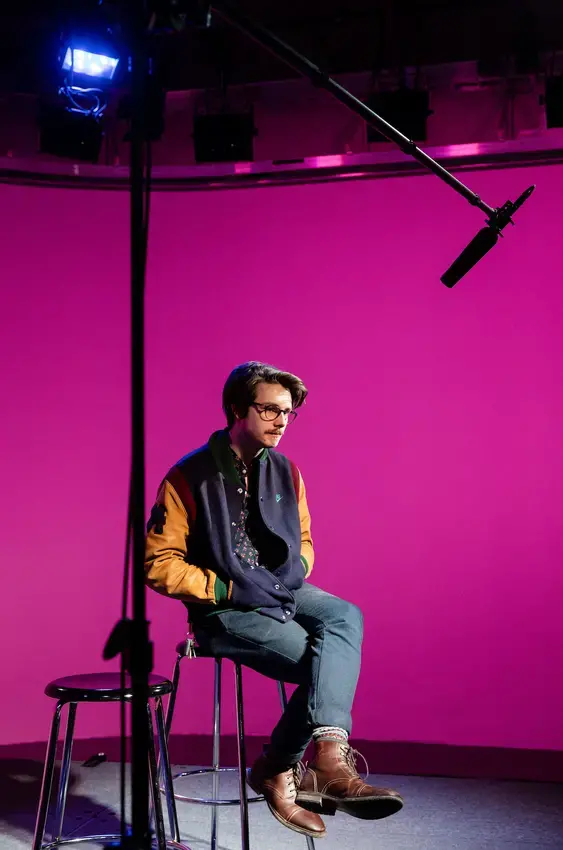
[192,583,364,765]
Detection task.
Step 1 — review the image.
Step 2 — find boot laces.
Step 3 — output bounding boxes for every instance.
[286,761,305,798]
[341,743,370,781]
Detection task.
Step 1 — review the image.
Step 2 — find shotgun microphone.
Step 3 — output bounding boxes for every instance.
[441,184,535,288]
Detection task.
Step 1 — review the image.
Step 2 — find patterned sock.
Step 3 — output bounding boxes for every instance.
[312,725,349,744]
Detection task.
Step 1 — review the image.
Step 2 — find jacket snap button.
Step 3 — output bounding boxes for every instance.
[237,488,243,494]
[274,584,280,589]
[281,615,286,621]
[231,522,236,527]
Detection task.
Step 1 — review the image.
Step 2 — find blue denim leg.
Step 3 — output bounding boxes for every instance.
[291,582,363,735]
[192,583,363,765]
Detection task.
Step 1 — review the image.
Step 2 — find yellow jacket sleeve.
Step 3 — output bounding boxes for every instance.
[145,479,232,604]
[297,469,315,578]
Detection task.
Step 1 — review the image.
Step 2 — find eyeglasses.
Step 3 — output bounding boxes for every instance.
[251,403,298,424]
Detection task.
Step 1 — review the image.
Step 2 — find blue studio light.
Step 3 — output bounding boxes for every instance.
[62,47,119,81]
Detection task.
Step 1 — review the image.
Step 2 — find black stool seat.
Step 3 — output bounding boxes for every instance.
[45,672,173,702]
[34,670,188,850]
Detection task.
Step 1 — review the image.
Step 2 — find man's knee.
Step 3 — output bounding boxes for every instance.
[325,595,364,635]
[345,600,364,636]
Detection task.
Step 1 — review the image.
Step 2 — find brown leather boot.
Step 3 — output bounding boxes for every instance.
[248,753,327,837]
[296,739,404,820]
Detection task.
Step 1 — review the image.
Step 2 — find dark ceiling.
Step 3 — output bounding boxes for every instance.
[1,0,562,94]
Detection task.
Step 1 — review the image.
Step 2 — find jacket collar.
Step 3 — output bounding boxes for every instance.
[208,428,268,484]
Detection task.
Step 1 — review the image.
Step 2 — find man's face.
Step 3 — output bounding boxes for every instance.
[236,382,294,450]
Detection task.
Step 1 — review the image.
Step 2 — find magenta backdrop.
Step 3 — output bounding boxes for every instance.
[2,164,562,754]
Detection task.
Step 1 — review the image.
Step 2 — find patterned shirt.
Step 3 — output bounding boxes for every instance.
[230,448,262,568]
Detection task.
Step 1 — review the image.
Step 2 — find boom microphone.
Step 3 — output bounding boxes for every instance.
[441,185,535,288]
[441,227,498,288]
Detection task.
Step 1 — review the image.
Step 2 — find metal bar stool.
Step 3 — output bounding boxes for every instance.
[164,635,316,850]
[32,672,191,850]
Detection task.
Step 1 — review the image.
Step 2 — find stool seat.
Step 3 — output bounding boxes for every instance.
[45,672,173,702]
[34,671,187,850]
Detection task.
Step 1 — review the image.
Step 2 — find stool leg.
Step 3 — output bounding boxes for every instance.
[53,702,77,842]
[276,682,316,850]
[211,658,222,850]
[234,663,250,850]
[150,652,182,825]
[155,696,181,843]
[147,702,167,850]
[33,701,64,850]
[165,653,183,741]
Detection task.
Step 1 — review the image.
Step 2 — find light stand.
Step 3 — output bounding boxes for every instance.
[104,1,154,848]
[128,1,152,846]
[105,2,537,848]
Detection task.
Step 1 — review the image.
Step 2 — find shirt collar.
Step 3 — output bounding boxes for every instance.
[229,445,248,480]
[208,428,268,484]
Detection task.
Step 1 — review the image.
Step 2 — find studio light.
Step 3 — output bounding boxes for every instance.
[59,33,122,88]
[61,47,120,82]
[36,30,123,162]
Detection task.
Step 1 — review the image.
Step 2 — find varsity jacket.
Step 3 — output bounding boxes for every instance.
[144,429,314,623]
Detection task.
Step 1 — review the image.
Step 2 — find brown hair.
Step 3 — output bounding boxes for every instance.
[222,361,308,428]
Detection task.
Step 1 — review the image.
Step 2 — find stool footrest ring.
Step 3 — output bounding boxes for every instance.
[163,767,265,806]
[38,834,191,850]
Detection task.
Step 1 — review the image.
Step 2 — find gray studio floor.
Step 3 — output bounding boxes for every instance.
[2,760,563,850]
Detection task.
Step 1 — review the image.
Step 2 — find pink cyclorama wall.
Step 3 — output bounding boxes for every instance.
[1,163,562,780]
